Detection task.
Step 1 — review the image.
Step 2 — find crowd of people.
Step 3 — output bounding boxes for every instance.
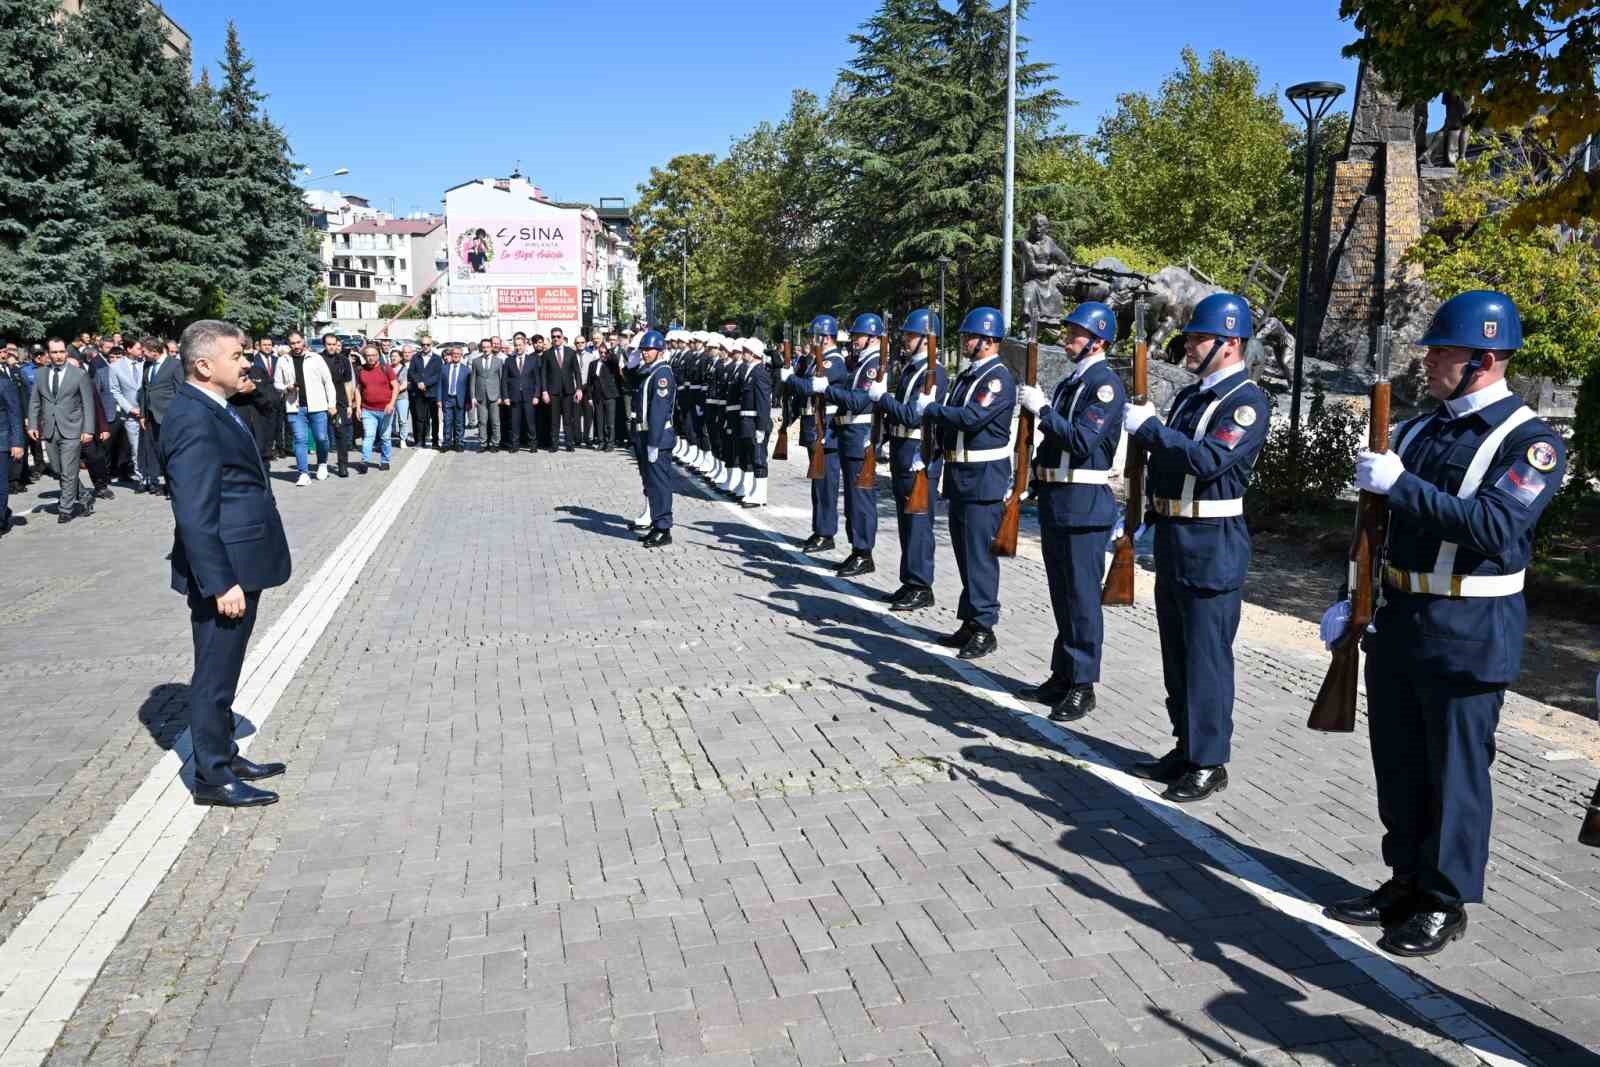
[0,327,652,534]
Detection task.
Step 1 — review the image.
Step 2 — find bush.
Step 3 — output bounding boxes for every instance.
[1251,378,1365,513]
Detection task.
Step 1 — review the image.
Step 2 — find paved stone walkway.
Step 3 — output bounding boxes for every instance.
[1,437,1598,1067]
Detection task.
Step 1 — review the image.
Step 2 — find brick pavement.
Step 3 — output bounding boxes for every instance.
[3,437,1599,1066]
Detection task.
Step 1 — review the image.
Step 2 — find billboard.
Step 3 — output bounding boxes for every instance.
[497,287,579,318]
[448,208,580,287]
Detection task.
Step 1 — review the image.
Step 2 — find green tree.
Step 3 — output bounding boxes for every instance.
[0,0,104,338]
[633,153,724,327]
[1342,0,1600,229]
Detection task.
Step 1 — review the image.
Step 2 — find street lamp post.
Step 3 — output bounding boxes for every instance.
[1284,80,1345,482]
[999,0,1018,333]
[680,227,689,328]
[302,167,350,184]
[936,256,952,349]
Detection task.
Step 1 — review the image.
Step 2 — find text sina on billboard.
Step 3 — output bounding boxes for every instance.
[453,217,577,280]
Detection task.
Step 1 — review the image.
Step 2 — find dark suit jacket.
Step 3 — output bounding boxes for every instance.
[0,374,21,450]
[500,351,541,402]
[230,354,277,419]
[439,361,473,409]
[89,355,117,424]
[587,352,622,400]
[542,345,582,396]
[161,383,291,598]
[409,351,443,393]
[140,356,182,424]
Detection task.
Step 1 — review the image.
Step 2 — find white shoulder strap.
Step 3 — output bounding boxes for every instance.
[1430,404,1534,577]
[1179,377,1254,506]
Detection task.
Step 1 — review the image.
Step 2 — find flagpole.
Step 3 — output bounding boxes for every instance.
[999,0,1017,333]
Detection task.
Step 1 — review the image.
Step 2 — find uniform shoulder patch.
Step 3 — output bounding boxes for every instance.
[1210,424,1245,449]
[866,367,877,380]
[1232,405,1256,428]
[1496,462,1546,506]
[1096,383,1115,403]
[987,377,1002,393]
[1527,440,1558,472]
[655,378,670,396]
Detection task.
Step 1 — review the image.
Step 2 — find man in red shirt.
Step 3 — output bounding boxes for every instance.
[355,344,398,472]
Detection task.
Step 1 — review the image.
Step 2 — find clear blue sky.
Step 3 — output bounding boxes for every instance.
[163,0,1368,215]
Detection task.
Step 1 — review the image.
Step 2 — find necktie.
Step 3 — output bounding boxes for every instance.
[450,365,458,393]
[51,368,60,394]
[228,406,248,434]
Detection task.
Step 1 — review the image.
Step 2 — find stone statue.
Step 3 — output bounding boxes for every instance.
[1016,213,1071,330]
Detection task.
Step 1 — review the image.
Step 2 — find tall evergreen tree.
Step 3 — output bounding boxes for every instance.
[216,22,317,334]
[0,0,104,338]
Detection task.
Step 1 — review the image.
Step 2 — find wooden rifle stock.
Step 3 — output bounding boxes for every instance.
[992,323,1038,557]
[807,339,827,479]
[771,340,792,461]
[1103,300,1149,606]
[1307,332,1393,733]
[856,332,887,490]
[905,330,936,514]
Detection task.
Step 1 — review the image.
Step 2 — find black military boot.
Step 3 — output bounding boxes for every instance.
[1379,899,1467,957]
[1016,673,1071,706]
[1325,877,1418,928]
[938,622,976,648]
[890,587,934,612]
[642,528,673,548]
[883,584,910,603]
[1048,685,1096,722]
[836,552,875,577]
[1163,765,1228,803]
[957,627,997,660]
[1129,748,1189,784]
[801,535,835,555]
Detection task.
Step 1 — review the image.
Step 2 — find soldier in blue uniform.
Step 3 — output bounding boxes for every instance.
[1322,291,1567,957]
[1122,293,1270,802]
[811,313,885,576]
[719,338,749,495]
[734,339,771,504]
[670,332,692,464]
[632,330,676,548]
[1016,301,1127,721]
[905,306,1015,659]
[869,308,949,610]
[785,315,848,554]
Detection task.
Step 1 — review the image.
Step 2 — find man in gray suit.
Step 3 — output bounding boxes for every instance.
[470,338,504,452]
[27,338,97,523]
[139,338,182,495]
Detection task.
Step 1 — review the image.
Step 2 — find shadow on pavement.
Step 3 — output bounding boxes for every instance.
[554,504,644,542]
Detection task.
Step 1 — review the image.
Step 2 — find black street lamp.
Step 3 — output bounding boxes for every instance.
[937,256,952,350]
[1285,79,1345,480]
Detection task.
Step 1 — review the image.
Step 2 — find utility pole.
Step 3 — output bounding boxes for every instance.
[999,0,1017,333]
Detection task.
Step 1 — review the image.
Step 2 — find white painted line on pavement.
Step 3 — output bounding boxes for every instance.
[680,465,1536,1067]
[0,450,437,1063]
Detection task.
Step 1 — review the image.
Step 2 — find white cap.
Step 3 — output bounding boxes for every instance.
[704,334,725,350]
[744,337,766,357]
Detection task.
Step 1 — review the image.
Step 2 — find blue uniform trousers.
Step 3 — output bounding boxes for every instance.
[681,398,697,449]
[1041,511,1109,683]
[810,449,841,537]
[892,465,940,589]
[1154,576,1240,766]
[640,446,673,529]
[839,452,878,552]
[948,498,1002,628]
[698,402,711,453]
[1364,653,1502,904]
[187,588,261,787]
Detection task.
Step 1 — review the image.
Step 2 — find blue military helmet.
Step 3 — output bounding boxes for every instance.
[958,306,1005,340]
[1182,293,1253,339]
[900,307,941,337]
[1064,301,1116,344]
[850,312,885,337]
[638,330,665,351]
[809,314,839,338]
[1419,290,1523,351]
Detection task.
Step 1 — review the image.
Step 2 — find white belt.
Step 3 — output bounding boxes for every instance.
[889,425,920,439]
[635,419,671,430]
[738,409,758,417]
[1150,496,1243,518]
[1383,565,1525,598]
[833,414,873,426]
[1032,465,1111,485]
[705,399,725,406]
[947,446,1010,464]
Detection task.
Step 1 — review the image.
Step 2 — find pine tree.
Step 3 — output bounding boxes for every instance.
[0,0,105,338]
[216,22,318,334]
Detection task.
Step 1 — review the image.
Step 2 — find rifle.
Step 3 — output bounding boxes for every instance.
[1307,326,1393,733]
[905,329,937,514]
[1103,299,1150,605]
[806,338,827,480]
[992,321,1039,557]
[772,339,792,461]
[856,330,889,489]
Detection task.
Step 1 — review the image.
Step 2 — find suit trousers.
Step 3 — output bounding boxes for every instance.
[477,399,500,447]
[82,433,111,490]
[332,406,352,467]
[139,419,164,488]
[1153,575,1241,768]
[0,450,9,520]
[121,415,143,479]
[505,399,536,450]
[411,389,438,447]
[947,498,1002,629]
[550,395,578,448]
[442,403,465,448]
[578,397,594,444]
[1365,653,1503,905]
[45,435,85,512]
[809,449,841,537]
[187,588,261,787]
[593,398,616,448]
[1041,510,1110,683]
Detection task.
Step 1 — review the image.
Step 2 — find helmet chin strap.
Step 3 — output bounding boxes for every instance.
[1191,337,1225,379]
[1447,351,1486,403]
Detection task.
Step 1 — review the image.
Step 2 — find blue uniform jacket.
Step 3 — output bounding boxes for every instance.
[739,365,772,440]
[1370,394,1567,684]
[876,356,950,474]
[1134,367,1270,590]
[161,383,292,599]
[788,349,848,448]
[1035,356,1126,528]
[823,348,882,461]
[0,374,22,449]
[915,355,1016,502]
[637,361,677,451]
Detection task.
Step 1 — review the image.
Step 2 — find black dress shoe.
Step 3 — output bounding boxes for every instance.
[230,756,286,781]
[1325,877,1418,928]
[1163,765,1228,803]
[79,500,94,517]
[889,587,935,612]
[1048,685,1096,722]
[380,462,390,471]
[193,780,279,808]
[132,484,147,495]
[1129,748,1190,783]
[957,627,997,660]
[57,511,73,525]
[642,528,673,548]
[836,553,875,577]
[884,584,909,602]
[94,487,115,500]
[359,462,369,474]
[801,536,836,555]
[334,466,349,478]
[1379,902,1467,957]
[800,534,825,551]
[1017,673,1071,706]
[938,622,976,648]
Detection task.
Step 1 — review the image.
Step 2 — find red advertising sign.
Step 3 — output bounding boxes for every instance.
[534,286,580,320]
[497,287,538,313]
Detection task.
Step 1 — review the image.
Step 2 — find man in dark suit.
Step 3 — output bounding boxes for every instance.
[139,340,182,495]
[541,328,583,452]
[499,332,541,453]
[231,337,280,465]
[161,320,291,808]
[439,346,473,451]
[409,336,443,449]
[0,364,21,535]
[587,341,623,452]
[81,345,118,500]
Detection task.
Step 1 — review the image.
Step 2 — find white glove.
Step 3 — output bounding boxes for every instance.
[809,376,828,395]
[909,454,926,473]
[1320,600,1352,648]
[1355,450,1404,495]
[914,393,935,415]
[1123,401,1157,433]
[867,381,887,402]
[780,367,793,382]
[647,447,659,463]
[1019,384,1047,414]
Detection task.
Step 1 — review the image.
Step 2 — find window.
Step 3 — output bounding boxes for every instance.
[399,259,406,271]
[401,284,409,296]
[359,276,370,289]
